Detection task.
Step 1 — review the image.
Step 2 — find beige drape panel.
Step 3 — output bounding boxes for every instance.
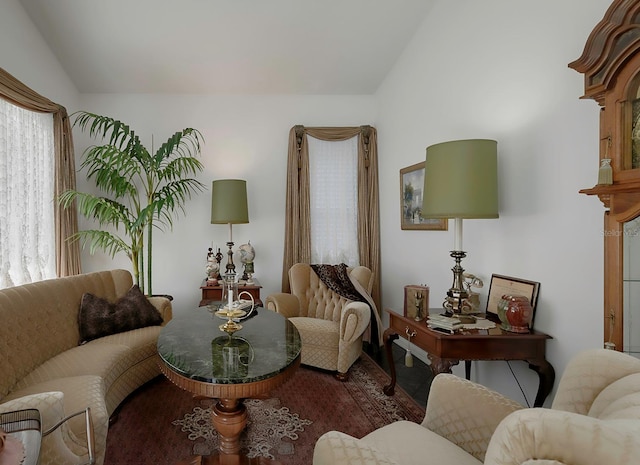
[0,67,81,277]
[283,125,381,309]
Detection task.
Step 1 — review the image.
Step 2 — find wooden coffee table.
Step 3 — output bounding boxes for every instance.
[157,306,301,464]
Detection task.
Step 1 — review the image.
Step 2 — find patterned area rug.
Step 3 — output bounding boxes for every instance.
[174,397,312,459]
[105,353,425,465]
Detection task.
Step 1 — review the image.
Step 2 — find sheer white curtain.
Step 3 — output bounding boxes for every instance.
[308,135,359,265]
[0,98,55,287]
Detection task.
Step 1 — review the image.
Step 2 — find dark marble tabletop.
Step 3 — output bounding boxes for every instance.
[157,306,301,385]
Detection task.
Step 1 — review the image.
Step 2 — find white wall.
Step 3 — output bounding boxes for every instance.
[0,0,78,109]
[377,0,611,405]
[74,94,377,311]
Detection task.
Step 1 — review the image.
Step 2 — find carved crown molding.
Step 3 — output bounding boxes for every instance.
[569,0,640,104]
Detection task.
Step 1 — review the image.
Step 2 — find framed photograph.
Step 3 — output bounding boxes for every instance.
[404,285,429,321]
[486,274,541,324]
[400,162,448,231]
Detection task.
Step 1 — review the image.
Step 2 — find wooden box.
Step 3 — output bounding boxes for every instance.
[403,285,429,321]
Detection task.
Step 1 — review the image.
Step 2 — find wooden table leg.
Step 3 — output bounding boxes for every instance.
[427,354,459,376]
[178,398,282,465]
[528,358,556,407]
[383,328,399,395]
[211,398,247,455]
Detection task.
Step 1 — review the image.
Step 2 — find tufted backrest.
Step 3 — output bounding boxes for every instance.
[288,263,372,322]
[552,348,640,419]
[0,269,133,401]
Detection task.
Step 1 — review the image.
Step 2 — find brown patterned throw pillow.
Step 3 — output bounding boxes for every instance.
[78,285,163,344]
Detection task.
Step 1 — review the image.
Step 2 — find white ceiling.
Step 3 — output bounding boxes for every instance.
[18,0,435,95]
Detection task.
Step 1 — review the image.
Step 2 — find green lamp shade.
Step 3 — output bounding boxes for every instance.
[422,139,498,219]
[210,179,249,224]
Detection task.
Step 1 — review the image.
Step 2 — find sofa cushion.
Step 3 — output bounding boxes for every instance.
[589,373,640,420]
[361,421,482,465]
[13,343,131,393]
[289,317,340,371]
[78,285,163,343]
[83,326,163,413]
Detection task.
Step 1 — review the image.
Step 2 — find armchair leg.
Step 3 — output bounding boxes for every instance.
[335,371,350,382]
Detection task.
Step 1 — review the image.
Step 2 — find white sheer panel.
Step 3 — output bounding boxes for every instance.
[308,135,359,266]
[0,99,55,288]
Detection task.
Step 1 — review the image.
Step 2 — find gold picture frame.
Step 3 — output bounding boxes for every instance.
[404,285,429,321]
[486,274,540,325]
[400,162,448,230]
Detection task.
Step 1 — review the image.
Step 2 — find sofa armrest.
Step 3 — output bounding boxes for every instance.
[313,431,396,465]
[0,392,90,465]
[485,409,640,465]
[423,373,523,462]
[340,302,370,343]
[147,296,172,324]
[264,293,301,318]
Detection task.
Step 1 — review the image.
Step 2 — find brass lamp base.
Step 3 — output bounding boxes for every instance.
[442,250,473,315]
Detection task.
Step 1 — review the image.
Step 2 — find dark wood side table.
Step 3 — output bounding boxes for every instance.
[200,278,262,307]
[383,308,555,407]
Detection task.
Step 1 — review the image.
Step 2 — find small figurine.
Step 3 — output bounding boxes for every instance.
[206,248,220,284]
[414,291,423,321]
[215,248,223,271]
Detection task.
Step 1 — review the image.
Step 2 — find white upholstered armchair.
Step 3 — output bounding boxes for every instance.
[313,348,640,465]
[265,263,379,380]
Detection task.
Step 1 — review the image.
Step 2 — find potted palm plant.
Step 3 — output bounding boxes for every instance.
[60,111,205,296]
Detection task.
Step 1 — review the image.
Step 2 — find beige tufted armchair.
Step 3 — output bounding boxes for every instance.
[265,263,377,380]
[313,348,640,465]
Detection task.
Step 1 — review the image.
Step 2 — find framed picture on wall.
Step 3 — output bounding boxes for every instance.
[404,285,429,321]
[400,162,448,230]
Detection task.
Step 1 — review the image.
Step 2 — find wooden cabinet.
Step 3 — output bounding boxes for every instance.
[569,0,640,350]
[199,278,262,307]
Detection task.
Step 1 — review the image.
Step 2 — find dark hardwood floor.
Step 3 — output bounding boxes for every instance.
[370,342,433,407]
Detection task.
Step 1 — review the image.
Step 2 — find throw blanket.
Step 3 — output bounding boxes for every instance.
[310,263,382,346]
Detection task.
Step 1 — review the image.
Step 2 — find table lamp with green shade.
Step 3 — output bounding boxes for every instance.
[210,179,249,275]
[422,139,499,315]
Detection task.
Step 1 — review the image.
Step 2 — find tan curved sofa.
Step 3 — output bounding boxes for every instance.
[0,269,172,465]
[313,348,640,465]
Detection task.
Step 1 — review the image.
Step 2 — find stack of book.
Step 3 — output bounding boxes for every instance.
[427,314,464,334]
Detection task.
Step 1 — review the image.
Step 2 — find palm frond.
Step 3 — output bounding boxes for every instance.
[153,128,204,166]
[158,156,205,182]
[152,179,205,223]
[74,112,135,150]
[59,190,137,232]
[70,230,131,258]
[81,146,141,199]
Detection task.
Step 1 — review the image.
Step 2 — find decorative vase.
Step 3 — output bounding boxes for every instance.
[497,294,533,333]
[598,158,613,185]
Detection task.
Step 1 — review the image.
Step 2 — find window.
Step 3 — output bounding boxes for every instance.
[308,135,359,265]
[283,125,380,309]
[0,98,56,287]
